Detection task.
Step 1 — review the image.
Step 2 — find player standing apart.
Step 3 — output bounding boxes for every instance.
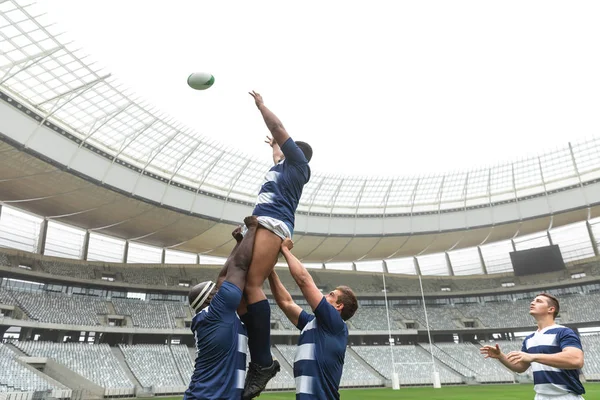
[241,92,313,399]
[480,293,585,400]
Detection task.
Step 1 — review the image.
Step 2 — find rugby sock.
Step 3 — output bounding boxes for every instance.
[246,299,273,367]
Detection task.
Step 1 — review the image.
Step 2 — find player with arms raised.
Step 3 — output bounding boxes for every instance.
[268,238,358,399]
[241,91,313,399]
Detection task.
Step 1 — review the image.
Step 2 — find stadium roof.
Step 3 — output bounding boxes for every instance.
[1,1,600,266]
[1,1,600,216]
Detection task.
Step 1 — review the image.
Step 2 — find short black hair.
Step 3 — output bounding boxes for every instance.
[538,293,560,319]
[296,141,313,162]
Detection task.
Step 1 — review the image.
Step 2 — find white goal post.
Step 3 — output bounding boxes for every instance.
[392,362,441,389]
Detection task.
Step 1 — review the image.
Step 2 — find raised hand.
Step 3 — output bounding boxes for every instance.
[249,90,264,108]
[281,238,294,251]
[479,344,502,359]
[264,135,276,147]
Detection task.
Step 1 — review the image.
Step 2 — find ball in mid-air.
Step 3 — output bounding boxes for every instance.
[187,72,215,90]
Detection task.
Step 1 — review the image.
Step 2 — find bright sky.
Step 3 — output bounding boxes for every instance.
[35,0,600,176]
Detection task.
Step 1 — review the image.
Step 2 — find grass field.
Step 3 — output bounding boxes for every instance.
[162,383,599,399]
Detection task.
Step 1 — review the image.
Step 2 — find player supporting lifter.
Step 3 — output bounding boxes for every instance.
[184,216,258,400]
[480,293,585,400]
[241,91,313,399]
[268,238,358,399]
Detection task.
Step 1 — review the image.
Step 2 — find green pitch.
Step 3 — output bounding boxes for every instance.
[260,383,598,399]
[156,383,599,399]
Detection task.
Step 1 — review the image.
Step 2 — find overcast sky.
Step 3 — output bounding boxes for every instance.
[35,0,600,177]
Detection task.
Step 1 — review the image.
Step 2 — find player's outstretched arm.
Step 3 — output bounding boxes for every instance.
[250,91,291,148]
[280,238,323,311]
[265,135,284,165]
[268,270,302,326]
[480,344,530,373]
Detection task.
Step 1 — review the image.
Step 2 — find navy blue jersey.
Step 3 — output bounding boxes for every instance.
[294,298,348,399]
[185,281,247,400]
[521,324,585,396]
[252,137,310,235]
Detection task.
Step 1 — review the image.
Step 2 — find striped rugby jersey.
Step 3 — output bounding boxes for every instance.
[252,137,310,236]
[521,324,585,396]
[185,281,247,400]
[294,297,348,400]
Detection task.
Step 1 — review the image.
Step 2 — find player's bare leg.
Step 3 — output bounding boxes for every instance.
[242,226,282,399]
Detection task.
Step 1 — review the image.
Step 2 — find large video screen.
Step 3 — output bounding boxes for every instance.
[509,245,566,276]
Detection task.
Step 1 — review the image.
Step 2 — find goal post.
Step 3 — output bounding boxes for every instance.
[392,362,442,389]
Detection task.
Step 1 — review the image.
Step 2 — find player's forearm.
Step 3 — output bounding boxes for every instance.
[257,104,288,146]
[532,352,584,369]
[272,144,284,164]
[268,272,293,306]
[282,248,313,288]
[498,354,529,373]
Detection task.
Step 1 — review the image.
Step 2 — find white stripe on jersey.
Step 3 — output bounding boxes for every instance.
[263,170,280,184]
[531,362,561,373]
[257,192,276,204]
[527,333,558,349]
[301,319,317,334]
[238,334,248,354]
[295,375,314,395]
[534,383,571,396]
[236,369,246,389]
[295,343,315,362]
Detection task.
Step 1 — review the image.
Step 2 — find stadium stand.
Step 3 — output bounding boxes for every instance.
[119,344,186,390]
[0,253,10,267]
[418,343,476,378]
[39,261,96,280]
[582,335,600,380]
[8,290,108,326]
[14,342,133,391]
[0,343,67,394]
[352,345,463,385]
[432,343,515,383]
[5,284,600,330]
[170,345,194,384]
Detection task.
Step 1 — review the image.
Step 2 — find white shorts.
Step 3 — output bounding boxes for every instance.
[535,393,584,400]
[241,216,291,240]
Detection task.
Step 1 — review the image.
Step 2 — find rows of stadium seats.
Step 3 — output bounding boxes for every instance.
[352,345,463,385]
[5,286,600,330]
[581,335,600,379]
[39,260,96,280]
[0,252,9,267]
[5,289,108,326]
[14,341,133,390]
[112,299,180,329]
[2,338,600,394]
[0,343,63,392]
[4,248,599,294]
[431,343,515,383]
[418,343,476,378]
[119,344,186,388]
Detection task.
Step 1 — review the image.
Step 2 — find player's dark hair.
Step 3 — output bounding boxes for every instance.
[538,293,560,319]
[296,141,313,162]
[335,286,358,321]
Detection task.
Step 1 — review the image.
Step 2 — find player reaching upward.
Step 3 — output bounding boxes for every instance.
[184,216,258,400]
[241,91,313,399]
[480,293,585,400]
[268,238,358,399]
